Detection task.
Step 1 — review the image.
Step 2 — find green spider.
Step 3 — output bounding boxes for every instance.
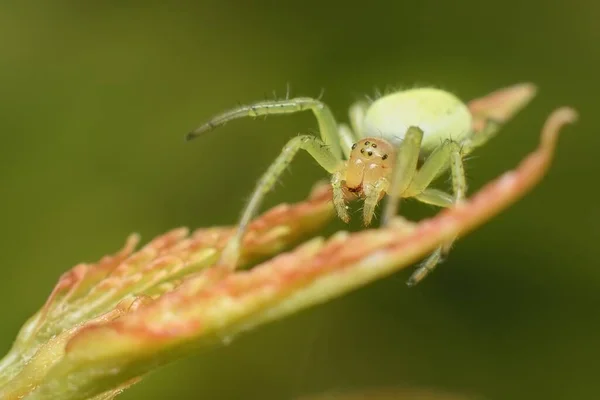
[186,86,512,286]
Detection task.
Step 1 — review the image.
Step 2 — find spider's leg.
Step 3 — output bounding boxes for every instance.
[331,169,349,223]
[187,97,343,159]
[413,188,454,207]
[220,135,344,269]
[461,119,502,155]
[338,123,357,158]
[380,126,423,226]
[416,119,503,186]
[405,140,466,286]
[362,177,390,226]
[416,120,500,197]
[348,100,369,138]
[403,140,457,198]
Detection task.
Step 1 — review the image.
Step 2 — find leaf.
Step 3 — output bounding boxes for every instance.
[0,183,334,399]
[468,82,538,132]
[0,83,576,400]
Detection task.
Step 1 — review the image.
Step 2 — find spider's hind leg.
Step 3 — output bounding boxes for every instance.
[348,100,369,138]
[405,140,467,286]
[407,119,512,284]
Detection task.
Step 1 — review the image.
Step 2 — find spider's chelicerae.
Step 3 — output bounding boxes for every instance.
[187,86,520,286]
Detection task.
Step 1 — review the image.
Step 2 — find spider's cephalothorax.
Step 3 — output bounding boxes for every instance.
[187,84,534,285]
[345,138,395,197]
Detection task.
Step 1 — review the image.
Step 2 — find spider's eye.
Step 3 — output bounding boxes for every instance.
[365,141,370,145]
[367,151,373,156]
[360,149,365,154]
[371,143,377,148]
[352,143,357,150]
[382,154,388,160]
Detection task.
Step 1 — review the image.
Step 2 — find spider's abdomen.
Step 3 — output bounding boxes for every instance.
[362,87,472,151]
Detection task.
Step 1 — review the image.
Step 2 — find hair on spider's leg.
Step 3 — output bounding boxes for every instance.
[461,154,479,166]
[317,87,326,101]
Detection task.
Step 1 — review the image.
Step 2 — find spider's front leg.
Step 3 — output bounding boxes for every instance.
[219,134,344,269]
[186,97,344,159]
[380,126,424,225]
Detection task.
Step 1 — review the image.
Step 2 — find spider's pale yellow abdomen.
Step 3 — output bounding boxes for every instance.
[363,87,472,151]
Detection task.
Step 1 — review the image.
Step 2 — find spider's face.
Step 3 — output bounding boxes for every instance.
[345,138,395,196]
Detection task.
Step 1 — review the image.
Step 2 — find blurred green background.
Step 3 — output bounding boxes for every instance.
[0,1,597,399]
